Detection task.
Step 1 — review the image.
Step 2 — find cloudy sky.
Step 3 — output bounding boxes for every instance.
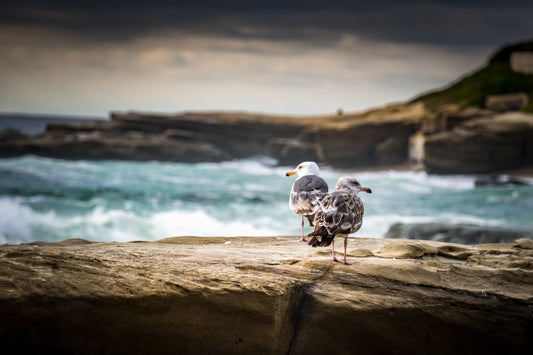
[1,1,532,117]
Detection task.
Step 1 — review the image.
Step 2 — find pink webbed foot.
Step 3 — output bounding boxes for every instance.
[299,236,308,242]
[333,257,355,265]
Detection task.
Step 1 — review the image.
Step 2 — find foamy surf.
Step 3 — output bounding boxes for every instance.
[1,156,532,244]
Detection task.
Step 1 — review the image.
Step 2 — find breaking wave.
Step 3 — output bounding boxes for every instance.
[1,156,532,244]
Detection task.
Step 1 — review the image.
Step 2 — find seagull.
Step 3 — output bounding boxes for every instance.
[308,177,372,264]
[286,161,329,242]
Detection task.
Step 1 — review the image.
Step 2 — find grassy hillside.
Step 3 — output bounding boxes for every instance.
[412,40,533,112]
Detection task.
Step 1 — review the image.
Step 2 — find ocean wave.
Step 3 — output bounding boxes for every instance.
[1,156,531,244]
[0,197,34,244]
[151,209,278,238]
[0,197,281,244]
[199,157,288,177]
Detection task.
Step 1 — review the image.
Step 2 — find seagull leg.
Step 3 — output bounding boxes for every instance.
[331,239,342,263]
[299,216,307,242]
[342,236,355,265]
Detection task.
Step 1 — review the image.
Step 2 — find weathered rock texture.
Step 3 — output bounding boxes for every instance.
[1,236,531,354]
[424,112,533,174]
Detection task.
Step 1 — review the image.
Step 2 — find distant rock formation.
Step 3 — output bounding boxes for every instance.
[485,93,529,112]
[2,39,533,174]
[0,104,426,169]
[2,104,533,175]
[423,112,533,174]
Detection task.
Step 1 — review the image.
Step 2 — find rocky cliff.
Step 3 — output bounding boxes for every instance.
[3,104,533,174]
[422,111,533,174]
[1,236,532,354]
[2,40,533,174]
[0,104,426,169]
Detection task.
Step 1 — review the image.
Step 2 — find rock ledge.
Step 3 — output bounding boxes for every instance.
[1,236,532,354]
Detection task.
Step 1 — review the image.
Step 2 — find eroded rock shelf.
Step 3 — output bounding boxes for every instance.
[1,236,532,354]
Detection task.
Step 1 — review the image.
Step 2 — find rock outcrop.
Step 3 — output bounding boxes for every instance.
[424,112,533,174]
[1,236,531,354]
[2,103,533,174]
[0,104,426,169]
[485,93,529,112]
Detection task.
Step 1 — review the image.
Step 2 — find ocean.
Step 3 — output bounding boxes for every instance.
[1,155,532,245]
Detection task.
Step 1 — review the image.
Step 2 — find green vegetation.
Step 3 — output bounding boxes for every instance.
[411,40,533,112]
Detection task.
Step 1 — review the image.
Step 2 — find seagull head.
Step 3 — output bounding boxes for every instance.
[286,161,320,177]
[335,176,372,194]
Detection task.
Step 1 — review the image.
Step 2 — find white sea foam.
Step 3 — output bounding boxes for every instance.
[0,197,281,244]
[0,198,34,244]
[1,156,531,244]
[204,159,288,178]
[151,209,278,238]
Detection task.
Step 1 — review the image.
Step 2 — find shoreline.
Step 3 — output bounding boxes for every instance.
[1,106,533,176]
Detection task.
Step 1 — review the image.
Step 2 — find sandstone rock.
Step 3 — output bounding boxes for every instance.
[374,240,438,258]
[45,120,109,134]
[286,119,419,168]
[421,107,492,134]
[0,104,428,169]
[424,112,533,174]
[1,236,531,354]
[485,93,529,112]
[0,130,230,162]
[4,104,533,175]
[109,111,305,160]
[268,138,320,166]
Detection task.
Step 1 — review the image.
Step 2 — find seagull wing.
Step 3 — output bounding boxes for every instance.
[290,175,328,216]
[308,190,364,246]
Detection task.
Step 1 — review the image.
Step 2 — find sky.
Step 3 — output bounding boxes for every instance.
[1,1,532,117]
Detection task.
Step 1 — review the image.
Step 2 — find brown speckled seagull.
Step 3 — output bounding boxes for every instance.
[286,161,329,242]
[308,176,372,264]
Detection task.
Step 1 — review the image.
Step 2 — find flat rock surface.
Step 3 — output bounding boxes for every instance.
[1,236,532,354]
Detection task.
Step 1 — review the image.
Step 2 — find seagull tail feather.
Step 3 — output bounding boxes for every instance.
[306,215,315,227]
[307,231,334,247]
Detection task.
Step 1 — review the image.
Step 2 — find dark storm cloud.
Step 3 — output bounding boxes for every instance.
[2,1,532,116]
[2,0,532,46]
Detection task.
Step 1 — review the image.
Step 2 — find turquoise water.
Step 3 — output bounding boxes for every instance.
[1,155,532,244]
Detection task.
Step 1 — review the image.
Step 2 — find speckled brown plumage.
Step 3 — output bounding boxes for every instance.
[307,190,364,247]
[307,177,372,264]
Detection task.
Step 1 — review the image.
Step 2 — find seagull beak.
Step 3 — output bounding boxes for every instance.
[360,187,372,194]
[286,169,297,177]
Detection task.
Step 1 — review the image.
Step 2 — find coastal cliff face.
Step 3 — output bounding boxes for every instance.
[1,236,531,354]
[0,104,425,169]
[2,103,533,174]
[2,40,533,174]
[424,112,533,174]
